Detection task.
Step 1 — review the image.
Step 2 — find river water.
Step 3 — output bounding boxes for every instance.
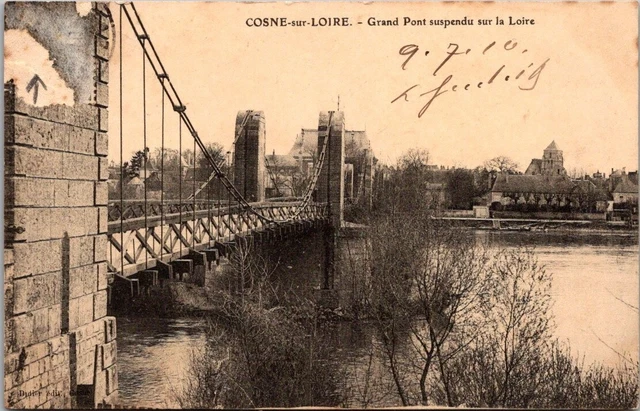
[115,230,638,408]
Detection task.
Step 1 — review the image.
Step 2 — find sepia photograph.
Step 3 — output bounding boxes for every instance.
[3,1,639,408]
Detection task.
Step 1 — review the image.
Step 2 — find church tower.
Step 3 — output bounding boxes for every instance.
[541,140,566,175]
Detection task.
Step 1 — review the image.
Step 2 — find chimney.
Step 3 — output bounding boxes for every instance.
[272,149,275,156]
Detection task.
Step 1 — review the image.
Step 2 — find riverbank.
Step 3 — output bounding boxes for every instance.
[436,216,637,234]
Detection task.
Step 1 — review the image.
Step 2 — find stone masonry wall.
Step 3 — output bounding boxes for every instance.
[4,2,117,408]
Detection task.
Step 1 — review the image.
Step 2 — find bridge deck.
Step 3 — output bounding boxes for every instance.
[107,200,328,276]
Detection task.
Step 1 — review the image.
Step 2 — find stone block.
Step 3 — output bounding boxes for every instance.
[67,180,96,206]
[77,362,93,386]
[98,60,109,84]
[98,157,109,181]
[4,261,15,284]
[4,352,21,374]
[48,305,62,339]
[5,248,15,266]
[77,294,95,328]
[95,82,108,108]
[13,240,62,278]
[69,236,95,268]
[10,207,51,242]
[94,181,108,205]
[97,264,108,291]
[9,115,65,150]
[98,107,108,132]
[24,338,47,364]
[5,177,55,207]
[83,207,99,236]
[33,306,58,343]
[49,207,86,238]
[9,146,62,178]
[67,127,95,155]
[8,115,96,155]
[4,110,16,144]
[69,265,97,299]
[95,37,109,61]
[12,97,98,130]
[4,373,14,391]
[97,206,108,234]
[98,13,110,39]
[94,237,108,264]
[94,290,108,320]
[103,317,117,343]
[5,282,14,318]
[13,272,61,314]
[95,132,108,156]
[62,152,98,180]
[105,365,117,395]
[12,313,35,348]
[101,341,116,369]
[48,335,67,356]
[93,370,107,405]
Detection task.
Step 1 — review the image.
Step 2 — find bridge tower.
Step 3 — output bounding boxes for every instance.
[363,148,374,210]
[317,111,345,228]
[4,3,116,408]
[234,111,266,202]
[316,111,345,291]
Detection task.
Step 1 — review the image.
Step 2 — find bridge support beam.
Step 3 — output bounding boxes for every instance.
[234,110,266,203]
[3,3,117,408]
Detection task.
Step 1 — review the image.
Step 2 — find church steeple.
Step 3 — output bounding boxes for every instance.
[542,140,565,175]
[545,140,559,151]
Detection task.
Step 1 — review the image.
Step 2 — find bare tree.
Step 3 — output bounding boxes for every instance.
[177,242,344,408]
[366,212,493,406]
[441,247,554,407]
[484,156,520,174]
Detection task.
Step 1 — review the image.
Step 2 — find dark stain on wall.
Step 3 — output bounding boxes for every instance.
[5,2,99,104]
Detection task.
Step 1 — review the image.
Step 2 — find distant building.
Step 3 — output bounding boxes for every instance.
[490,174,578,207]
[525,140,566,176]
[612,177,639,204]
[265,152,301,197]
[284,127,375,203]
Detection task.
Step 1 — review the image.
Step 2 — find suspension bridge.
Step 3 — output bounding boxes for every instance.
[108,3,374,298]
[3,2,374,408]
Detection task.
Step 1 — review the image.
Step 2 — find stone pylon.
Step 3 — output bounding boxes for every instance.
[316,111,345,229]
[234,110,266,203]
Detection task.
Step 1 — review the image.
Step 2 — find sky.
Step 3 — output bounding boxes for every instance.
[107,1,638,174]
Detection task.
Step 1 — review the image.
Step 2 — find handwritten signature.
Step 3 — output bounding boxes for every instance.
[391,40,550,117]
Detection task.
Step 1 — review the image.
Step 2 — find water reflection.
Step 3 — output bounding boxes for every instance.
[478,230,638,366]
[117,317,206,408]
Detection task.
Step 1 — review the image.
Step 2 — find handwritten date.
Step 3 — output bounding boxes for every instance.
[392,40,550,117]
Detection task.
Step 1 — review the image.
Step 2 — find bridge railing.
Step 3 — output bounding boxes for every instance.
[107,201,328,276]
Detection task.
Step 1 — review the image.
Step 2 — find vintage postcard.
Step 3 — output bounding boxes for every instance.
[3,1,638,409]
